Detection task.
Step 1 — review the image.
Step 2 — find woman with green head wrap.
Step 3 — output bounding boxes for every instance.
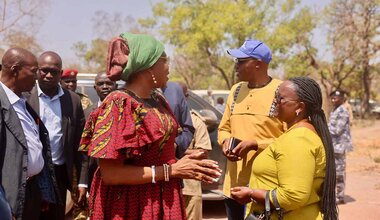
[79,33,222,220]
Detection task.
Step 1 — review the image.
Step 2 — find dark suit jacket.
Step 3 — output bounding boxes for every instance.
[26,87,87,189]
[0,85,59,220]
[162,82,194,158]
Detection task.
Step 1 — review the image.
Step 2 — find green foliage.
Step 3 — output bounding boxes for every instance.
[320,0,380,115]
[284,51,315,78]
[72,10,151,72]
[72,39,108,72]
[143,0,317,89]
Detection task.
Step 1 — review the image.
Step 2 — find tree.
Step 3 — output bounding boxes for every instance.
[4,30,42,54]
[72,11,150,72]
[299,0,380,116]
[72,39,108,72]
[0,0,47,54]
[142,0,317,89]
[170,53,228,89]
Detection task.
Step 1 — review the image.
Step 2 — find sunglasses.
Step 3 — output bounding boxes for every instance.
[233,58,259,64]
[39,68,61,76]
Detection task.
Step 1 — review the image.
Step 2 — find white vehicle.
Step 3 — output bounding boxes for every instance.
[192,89,230,107]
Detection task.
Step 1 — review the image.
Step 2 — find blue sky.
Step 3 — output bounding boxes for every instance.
[37,0,331,65]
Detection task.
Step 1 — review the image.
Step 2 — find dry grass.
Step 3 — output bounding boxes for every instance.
[374,157,380,163]
[375,183,380,190]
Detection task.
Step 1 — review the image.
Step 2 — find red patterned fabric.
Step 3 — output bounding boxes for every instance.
[106,37,129,81]
[79,90,187,220]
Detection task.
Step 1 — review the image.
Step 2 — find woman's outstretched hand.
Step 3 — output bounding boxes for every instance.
[171,152,222,184]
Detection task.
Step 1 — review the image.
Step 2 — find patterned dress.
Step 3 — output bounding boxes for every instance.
[79,90,186,220]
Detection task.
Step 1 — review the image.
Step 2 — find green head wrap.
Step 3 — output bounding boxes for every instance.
[120,33,165,81]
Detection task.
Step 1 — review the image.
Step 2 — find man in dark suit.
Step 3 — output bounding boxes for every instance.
[0,48,59,220]
[26,51,87,220]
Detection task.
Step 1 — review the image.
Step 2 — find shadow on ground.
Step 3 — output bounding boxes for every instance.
[203,200,227,219]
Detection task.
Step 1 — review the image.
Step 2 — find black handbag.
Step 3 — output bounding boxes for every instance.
[245,191,271,220]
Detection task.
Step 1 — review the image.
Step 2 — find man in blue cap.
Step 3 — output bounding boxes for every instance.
[218,39,285,219]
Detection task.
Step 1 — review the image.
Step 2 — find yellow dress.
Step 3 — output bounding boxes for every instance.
[218,79,285,197]
[247,127,325,220]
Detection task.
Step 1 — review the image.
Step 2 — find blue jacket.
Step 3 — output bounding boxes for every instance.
[163,82,194,158]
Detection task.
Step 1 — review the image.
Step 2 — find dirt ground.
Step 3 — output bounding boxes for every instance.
[338,119,380,219]
[203,119,380,220]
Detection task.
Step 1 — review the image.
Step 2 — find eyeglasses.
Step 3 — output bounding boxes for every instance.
[39,68,61,76]
[275,95,299,105]
[233,58,259,64]
[159,56,170,65]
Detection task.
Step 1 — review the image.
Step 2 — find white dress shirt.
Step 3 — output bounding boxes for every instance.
[0,82,44,177]
[37,84,65,165]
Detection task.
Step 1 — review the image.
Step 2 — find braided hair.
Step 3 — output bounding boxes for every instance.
[288,77,338,220]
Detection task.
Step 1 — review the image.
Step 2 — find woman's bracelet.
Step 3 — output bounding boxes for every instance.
[151,165,156,183]
[250,189,258,204]
[163,164,170,182]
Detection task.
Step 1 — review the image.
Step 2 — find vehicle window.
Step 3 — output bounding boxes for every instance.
[187,97,206,112]
[212,94,229,104]
[188,92,223,119]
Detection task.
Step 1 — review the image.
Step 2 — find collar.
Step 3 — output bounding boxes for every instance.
[37,83,64,100]
[0,82,25,105]
[247,76,273,89]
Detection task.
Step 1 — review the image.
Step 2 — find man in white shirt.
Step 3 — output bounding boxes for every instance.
[26,51,87,220]
[0,48,58,220]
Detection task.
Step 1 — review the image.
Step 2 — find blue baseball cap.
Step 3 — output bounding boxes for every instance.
[227,39,272,64]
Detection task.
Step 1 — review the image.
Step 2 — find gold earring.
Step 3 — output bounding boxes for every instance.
[151,73,157,84]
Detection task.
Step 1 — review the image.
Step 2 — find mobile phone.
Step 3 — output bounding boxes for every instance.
[228,137,242,152]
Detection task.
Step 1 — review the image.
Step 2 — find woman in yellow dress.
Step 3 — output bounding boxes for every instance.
[231,77,338,220]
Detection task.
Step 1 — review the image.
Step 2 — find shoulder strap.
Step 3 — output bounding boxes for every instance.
[265,191,271,220]
[230,83,243,116]
[271,189,284,220]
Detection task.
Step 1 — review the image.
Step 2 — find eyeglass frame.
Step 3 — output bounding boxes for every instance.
[233,57,260,64]
[275,93,300,105]
[159,56,170,65]
[38,67,61,76]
